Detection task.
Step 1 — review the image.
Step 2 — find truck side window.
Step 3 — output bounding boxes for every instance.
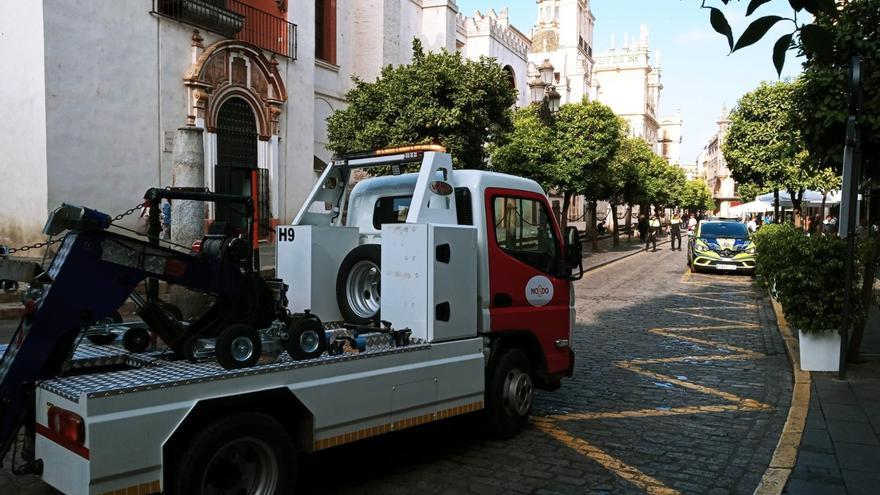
[492,196,558,274]
[373,196,412,229]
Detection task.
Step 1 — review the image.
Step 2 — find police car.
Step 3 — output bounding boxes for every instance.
[687,220,756,274]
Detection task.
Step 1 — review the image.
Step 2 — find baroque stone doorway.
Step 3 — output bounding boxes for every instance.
[215,96,258,233]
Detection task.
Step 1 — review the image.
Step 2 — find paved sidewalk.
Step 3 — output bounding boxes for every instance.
[581,232,673,272]
[786,306,880,495]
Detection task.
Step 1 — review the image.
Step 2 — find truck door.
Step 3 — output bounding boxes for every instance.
[484,189,572,376]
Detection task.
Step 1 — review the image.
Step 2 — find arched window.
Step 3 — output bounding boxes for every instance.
[502,65,516,90]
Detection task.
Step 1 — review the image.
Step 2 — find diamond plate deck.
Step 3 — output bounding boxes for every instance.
[37,340,431,403]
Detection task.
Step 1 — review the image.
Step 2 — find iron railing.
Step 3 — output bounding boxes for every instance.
[153,0,297,59]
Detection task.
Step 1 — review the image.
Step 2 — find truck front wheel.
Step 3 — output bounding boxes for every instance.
[485,348,534,439]
[171,412,295,495]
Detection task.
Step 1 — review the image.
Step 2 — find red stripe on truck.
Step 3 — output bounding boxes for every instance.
[35,423,90,460]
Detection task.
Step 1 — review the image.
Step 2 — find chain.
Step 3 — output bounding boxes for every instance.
[4,238,63,254]
[2,201,149,256]
[111,201,148,224]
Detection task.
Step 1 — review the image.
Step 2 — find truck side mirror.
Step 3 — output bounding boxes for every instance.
[564,226,583,280]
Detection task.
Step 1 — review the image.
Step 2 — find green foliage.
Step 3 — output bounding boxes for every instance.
[723,80,814,209]
[751,223,865,333]
[736,182,769,203]
[553,100,624,202]
[608,136,656,207]
[796,0,880,183]
[327,39,517,169]
[678,180,716,213]
[490,100,624,203]
[489,105,555,190]
[701,0,839,75]
[640,155,686,210]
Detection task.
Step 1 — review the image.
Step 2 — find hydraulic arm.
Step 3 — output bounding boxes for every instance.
[0,188,273,461]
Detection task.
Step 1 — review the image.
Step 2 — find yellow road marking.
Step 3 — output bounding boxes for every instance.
[548,403,750,422]
[664,307,755,325]
[534,419,681,495]
[536,264,775,494]
[676,293,758,307]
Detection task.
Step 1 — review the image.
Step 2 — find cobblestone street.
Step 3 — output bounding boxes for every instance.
[1,245,792,494]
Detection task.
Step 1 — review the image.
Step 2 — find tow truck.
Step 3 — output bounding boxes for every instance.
[0,146,582,494]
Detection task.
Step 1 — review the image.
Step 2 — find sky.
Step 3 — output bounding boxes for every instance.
[456,0,803,164]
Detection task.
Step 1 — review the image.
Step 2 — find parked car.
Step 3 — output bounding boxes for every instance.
[687,220,756,274]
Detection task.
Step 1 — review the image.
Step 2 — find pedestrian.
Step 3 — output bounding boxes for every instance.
[669,212,683,251]
[747,216,757,233]
[637,213,648,242]
[687,214,698,236]
[756,216,763,230]
[161,199,172,240]
[646,212,661,252]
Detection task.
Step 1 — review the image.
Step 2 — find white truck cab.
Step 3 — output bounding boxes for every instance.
[18,146,581,494]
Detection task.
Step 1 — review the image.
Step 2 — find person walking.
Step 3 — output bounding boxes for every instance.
[646,213,661,252]
[747,215,758,233]
[669,212,683,251]
[637,213,648,243]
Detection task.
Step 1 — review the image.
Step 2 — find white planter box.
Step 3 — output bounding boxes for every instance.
[798,329,841,372]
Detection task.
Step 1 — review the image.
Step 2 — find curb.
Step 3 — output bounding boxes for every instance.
[583,238,672,273]
[753,299,811,495]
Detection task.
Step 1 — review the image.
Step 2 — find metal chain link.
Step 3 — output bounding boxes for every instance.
[2,201,148,255]
[4,238,63,254]
[111,201,148,224]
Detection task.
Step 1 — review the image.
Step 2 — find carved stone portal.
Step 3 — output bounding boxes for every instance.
[184,35,287,140]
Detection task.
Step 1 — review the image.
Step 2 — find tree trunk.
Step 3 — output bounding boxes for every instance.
[561,191,572,230]
[611,203,620,247]
[625,205,633,242]
[847,232,880,362]
[589,200,599,252]
[773,188,780,223]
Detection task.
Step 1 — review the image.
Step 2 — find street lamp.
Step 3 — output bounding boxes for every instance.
[528,60,562,124]
[529,75,546,104]
[539,59,555,86]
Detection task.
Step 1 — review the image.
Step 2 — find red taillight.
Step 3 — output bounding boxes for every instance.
[191,240,202,254]
[48,406,85,445]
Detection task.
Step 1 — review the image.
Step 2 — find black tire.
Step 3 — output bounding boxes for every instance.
[336,244,381,324]
[170,412,295,495]
[285,317,327,361]
[216,324,262,370]
[160,302,184,321]
[86,311,123,345]
[122,327,150,353]
[87,333,117,345]
[485,348,534,439]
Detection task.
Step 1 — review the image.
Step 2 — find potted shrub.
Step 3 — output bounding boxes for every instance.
[754,225,864,372]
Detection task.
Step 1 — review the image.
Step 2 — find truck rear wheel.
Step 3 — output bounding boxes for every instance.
[216,324,262,370]
[171,412,294,495]
[485,348,534,439]
[336,244,381,324]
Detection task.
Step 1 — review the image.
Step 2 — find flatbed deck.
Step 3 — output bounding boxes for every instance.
[8,336,433,403]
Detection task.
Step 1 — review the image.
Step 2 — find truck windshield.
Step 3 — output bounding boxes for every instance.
[700,222,749,239]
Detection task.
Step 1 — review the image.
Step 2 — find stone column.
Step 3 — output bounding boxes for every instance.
[171,127,206,246]
[168,127,208,319]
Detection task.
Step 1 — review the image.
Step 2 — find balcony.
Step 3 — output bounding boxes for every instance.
[153,0,297,59]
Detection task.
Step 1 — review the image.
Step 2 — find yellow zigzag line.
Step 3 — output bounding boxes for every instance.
[537,280,772,494]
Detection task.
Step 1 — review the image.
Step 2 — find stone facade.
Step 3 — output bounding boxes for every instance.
[527,0,595,105]
[0,0,535,247]
[700,105,738,216]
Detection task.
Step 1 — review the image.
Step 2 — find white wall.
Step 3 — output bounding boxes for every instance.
[0,2,49,246]
[40,0,214,232]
